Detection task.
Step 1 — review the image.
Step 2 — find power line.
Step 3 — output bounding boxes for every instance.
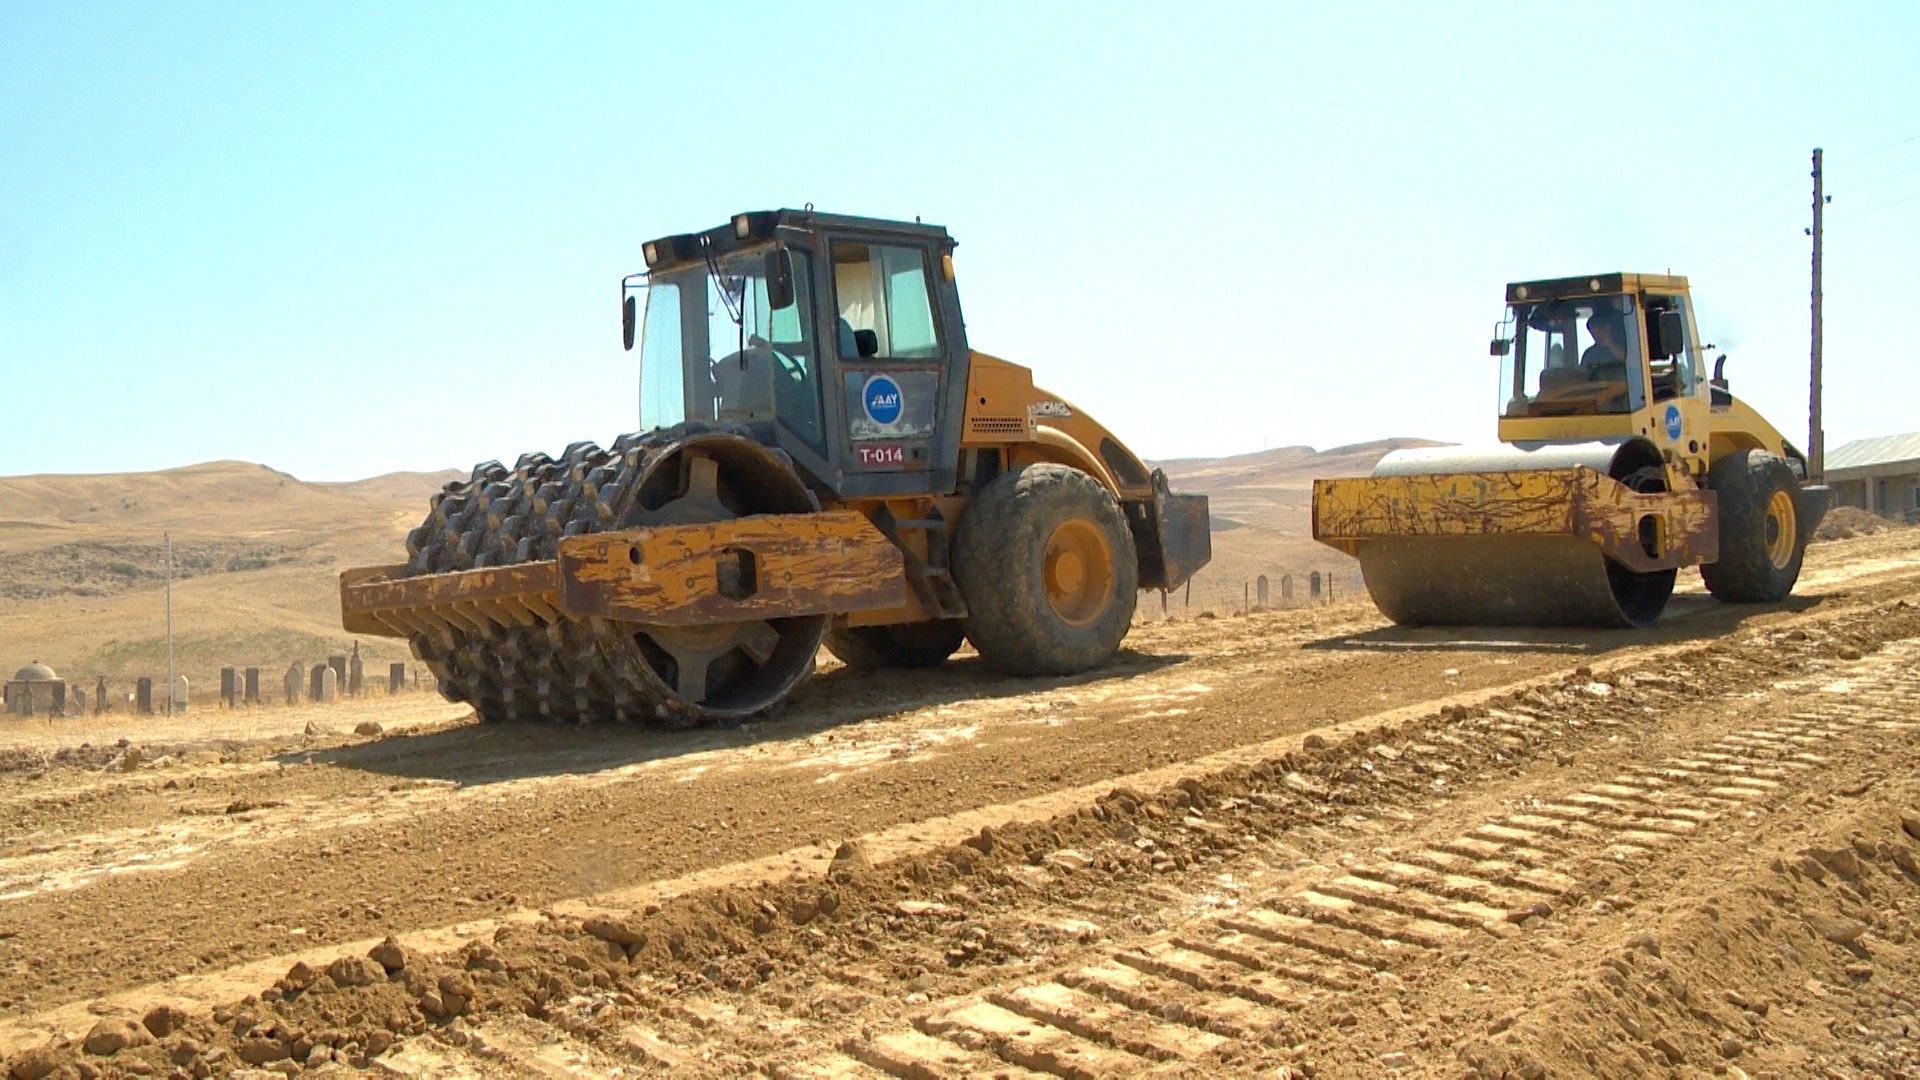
[1832,161,1920,195]
[1835,135,1917,167]
[1833,189,1920,223]
[1695,231,1802,287]
[1689,206,1806,271]
[1653,175,1802,266]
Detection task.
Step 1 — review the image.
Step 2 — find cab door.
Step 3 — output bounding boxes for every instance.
[823,233,969,498]
[1641,291,1712,476]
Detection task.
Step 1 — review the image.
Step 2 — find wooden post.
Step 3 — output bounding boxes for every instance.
[1809,146,1825,483]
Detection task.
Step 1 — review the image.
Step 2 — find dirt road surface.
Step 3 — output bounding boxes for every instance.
[6,528,1920,1079]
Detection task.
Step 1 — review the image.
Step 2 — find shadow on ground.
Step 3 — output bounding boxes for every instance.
[282,647,1190,785]
[1301,593,1824,653]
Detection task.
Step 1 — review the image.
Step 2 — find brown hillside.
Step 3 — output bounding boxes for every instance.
[0,440,1432,693]
[1148,438,1449,613]
[0,463,450,697]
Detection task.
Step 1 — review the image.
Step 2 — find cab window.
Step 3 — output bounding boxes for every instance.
[1500,295,1645,418]
[831,242,941,360]
[1643,295,1696,402]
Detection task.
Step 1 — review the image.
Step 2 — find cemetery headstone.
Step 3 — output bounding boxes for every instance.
[136,677,153,715]
[319,666,339,704]
[171,675,189,713]
[1281,574,1293,601]
[284,663,304,706]
[221,667,238,709]
[348,648,364,699]
[328,655,348,692]
[389,662,406,693]
[1309,571,1322,600]
[1256,574,1270,607]
[245,667,261,705]
[310,663,328,702]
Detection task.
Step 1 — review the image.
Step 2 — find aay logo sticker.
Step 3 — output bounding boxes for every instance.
[862,374,903,426]
[1663,404,1683,441]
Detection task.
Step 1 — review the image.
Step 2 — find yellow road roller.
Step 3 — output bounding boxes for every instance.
[338,210,1210,725]
[1313,272,1831,627]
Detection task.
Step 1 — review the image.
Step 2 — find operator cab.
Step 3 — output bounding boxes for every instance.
[1493,273,1703,419]
[622,210,970,502]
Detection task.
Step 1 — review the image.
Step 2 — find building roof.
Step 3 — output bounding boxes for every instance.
[11,662,57,682]
[1826,432,1920,473]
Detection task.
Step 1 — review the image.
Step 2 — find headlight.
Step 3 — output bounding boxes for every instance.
[734,214,751,239]
[643,242,659,267]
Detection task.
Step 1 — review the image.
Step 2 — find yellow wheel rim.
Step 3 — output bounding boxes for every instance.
[1765,488,1798,570]
[1043,519,1115,627]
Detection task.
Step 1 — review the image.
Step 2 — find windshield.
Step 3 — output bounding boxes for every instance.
[703,247,824,447]
[1499,294,1645,418]
[633,248,825,449]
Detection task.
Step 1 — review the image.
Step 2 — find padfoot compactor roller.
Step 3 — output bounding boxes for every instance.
[340,210,1210,725]
[1313,272,1831,627]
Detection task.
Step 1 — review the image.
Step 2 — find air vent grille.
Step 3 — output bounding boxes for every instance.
[968,416,1029,436]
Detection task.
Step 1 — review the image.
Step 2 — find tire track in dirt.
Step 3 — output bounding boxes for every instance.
[12,578,1920,1078]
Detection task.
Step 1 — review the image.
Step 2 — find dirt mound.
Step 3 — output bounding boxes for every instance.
[1816,505,1906,542]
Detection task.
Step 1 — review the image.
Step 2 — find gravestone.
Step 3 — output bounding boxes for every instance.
[389,662,406,694]
[328,655,348,693]
[51,682,67,716]
[348,648,364,699]
[318,666,339,704]
[1281,574,1293,602]
[71,687,86,716]
[245,667,261,705]
[1309,571,1322,600]
[221,667,238,709]
[96,676,108,714]
[310,663,328,702]
[284,663,304,706]
[136,677,153,714]
[1256,575,1270,607]
[171,675,189,713]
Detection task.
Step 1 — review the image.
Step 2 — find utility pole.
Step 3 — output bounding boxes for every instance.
[165,532,174,717]
[1809,147,1825,482]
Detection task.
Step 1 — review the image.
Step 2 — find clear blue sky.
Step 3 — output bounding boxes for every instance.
[3,2,1916,480]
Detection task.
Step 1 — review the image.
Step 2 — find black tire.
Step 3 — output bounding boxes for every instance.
[953,464,1138,677]
[1701,449,1806,604]
[823,619,967,671]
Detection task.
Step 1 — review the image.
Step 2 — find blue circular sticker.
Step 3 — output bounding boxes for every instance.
[863,374,903,425]
[1663,404,1683,441]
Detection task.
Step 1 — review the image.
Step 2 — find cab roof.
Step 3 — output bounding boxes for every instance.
[641,209,953,273]
[1506,272,1691,303]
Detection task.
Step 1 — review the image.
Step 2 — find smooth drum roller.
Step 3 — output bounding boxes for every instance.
[1318,440,1695,629]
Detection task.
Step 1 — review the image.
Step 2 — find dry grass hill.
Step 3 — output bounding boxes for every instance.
[0,441,1430,696]
[0,462,461,699]
[1153,437,1447,612]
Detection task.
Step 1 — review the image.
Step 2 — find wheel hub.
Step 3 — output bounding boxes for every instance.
[1765,488,1798,570]
[631,453,782,703]
[1043,518,1115,627]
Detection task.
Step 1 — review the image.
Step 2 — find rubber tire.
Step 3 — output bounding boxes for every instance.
[953,464,1138,677]
[1701,449,1806,604]
[823,620,966,671]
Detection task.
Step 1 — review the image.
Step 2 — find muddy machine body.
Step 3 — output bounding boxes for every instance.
[341,211,1210,723]
[1314,273,1830,628]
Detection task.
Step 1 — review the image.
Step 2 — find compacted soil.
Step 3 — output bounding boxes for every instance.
[5,528,1920,1079]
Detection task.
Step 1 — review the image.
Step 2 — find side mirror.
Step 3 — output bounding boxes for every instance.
[1650,309,1687,360]
[765,247,794,311]
[1489,338,1511,357]
[622,294,638,351]
[1712,354,1728,386]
